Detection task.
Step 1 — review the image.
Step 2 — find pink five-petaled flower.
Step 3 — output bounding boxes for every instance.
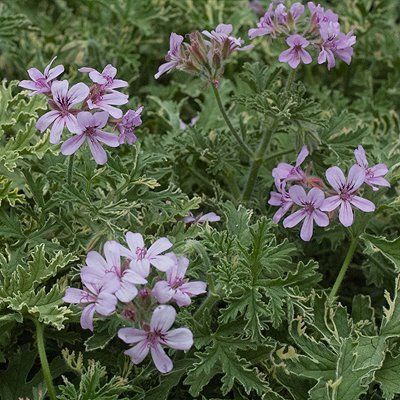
[118,106,143,145]
[274,3,305,26]
[36,80,89,144]
[248,4,275,39]
[283,186,329,241]
[279,34,312,69]
[119,232,175,277]
[354,145,390,191]
[183,212,220,224]
[118,305,193,373]
[320,165,375,227]
[308,2,339,29]
[79,64,128,90]
[152,254,207,306]
[318,22,356,70]
[155,33,184,79]
[19,57,64,96]
[61,111,119,165]
[63,278,117,331]
[272,145,309,182]
[81,241,147,303]
[268,178,294,223]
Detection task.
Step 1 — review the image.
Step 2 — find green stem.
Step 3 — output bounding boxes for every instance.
[67,154,75,186]
[34,319,57,400]
[211,85,252,157]
[241,119,278,202]
[285,68,297,91]
[193,292,220,320]
[329,237,359,302]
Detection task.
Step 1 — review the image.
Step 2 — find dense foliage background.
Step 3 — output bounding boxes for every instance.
[0,0,400,399]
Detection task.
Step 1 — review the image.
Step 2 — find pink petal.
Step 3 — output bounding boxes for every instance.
[103,241,121,270]
[92,111,109,129]
[272,202,293,223]
[150,343,173,373]
[197,212,220,223]
[63,287,87,304]
[354,145,368,168]
[102,64,117,79]
[86,250,109,271]
[296,145,309,166]
[118,328,147,344]
[102,92,129,106]
[89,70,108,85]
[60,134,86,155]
[36,110,60,132]
[173,291,192,306]
[95,291,117,316]
[347,164,365,193]
[164,328,193,350]
[150,305,176,333]
[313,209,329,227]
[148,238,173,256]
[80,304,96,331]
[96,131,120,147]
[272,163,293,180]
[307,187,325,208]
[152,281,174,304]
[288,185,307,206]
[51,80,69,102]
[339,201,353,227]
[154,61,177,79]
[350,196,375,212]
[88,139,107,165]
[67,82,90,105]
[124,341,150,364]
[124,269,147,285]
[46,64,64,81]
[130,259,151,279]
[176,256,189,278]
[180,281,207,296]
[77,111,95,129]
[126,232,145,254]
[320,195,341,212]
[370,163,389,177]
[367,177,390,188]
[49,116,65,144]
[65,114,79,133]
[27,67,44,81]
[80,266,106,287]
[150,255,176,272]
[300,49,312,64]
[268,192,283,206]
[326,166,346,192]
[115,280,138,303]
[283,209,306,228]
[300,215,314,241]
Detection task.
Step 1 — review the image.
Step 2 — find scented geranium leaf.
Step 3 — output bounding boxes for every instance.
[0,177,24,206]
[221,201,253,241]
[362,234,400,271]
[58,359,132,400]
[353,335,386,370]
[375,353,400,400]
[380,275,400,338]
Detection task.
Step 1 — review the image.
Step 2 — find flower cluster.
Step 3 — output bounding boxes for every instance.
[63,232,207,373]
[155,24,252,85]
[19,60,143,164]
[269,145,389,240]
[249,1,356,70]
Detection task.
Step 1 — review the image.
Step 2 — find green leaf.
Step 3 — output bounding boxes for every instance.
[362,234,400,271]
[375,353,400,400]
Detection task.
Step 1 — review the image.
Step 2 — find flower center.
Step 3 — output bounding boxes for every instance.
[136,247,147,261]
[171,277,186,289]
[304,202,315,214]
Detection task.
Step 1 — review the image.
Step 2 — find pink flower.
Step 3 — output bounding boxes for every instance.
[318,22,356,70]
[79,64,128,90]
[63,278,117,331]
[268,178,294,223]
[152,254,207,306]
[354,145,390,191]
[36,80,89,144]
[283,186,329,241]
[118,106,143,145]
[183,212,220,224]
[19,57,64,96]
[275,3,305,25]
[272,146,309,182]
[279,34,312,69]
[81,241,148,303]
[86,87,128,119]
[119,232,175,276]
[248,4,276,39]
[155,33,184,79]
[308,2,339,28]
[61,111,119,165]
[320,165,375,227]
[118,305,193,373]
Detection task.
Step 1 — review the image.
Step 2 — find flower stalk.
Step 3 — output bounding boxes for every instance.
[34,319,57,400]
[328,237,359,301]
[67,153,74,185]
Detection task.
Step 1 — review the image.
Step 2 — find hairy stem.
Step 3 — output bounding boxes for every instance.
[67,154,75,186]
[211,85,252,157]
[285,68,297,91]
[241,119,278,202]
[329,237,359,302]
[34,319,57,400]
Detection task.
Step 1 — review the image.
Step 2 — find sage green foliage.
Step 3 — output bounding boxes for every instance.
[0,0,400,399]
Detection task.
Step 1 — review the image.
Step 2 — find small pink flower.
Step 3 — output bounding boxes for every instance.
[61,111,119,165]
[268,178,294,223]
[279,34,312,69]
[119,232,175,276]
[63,278,117,331]
[354,145,390,191]
[19,57,64,96]
[118,106,143,145]
[183,212,220,224]
[248,4,276,39]
[36,80,89,144]
[283,186,329,241]
[152,254,207,306]
[79,64,128,90]
[272,146,309,182]
[155,33,184,79]
[320,165,375,227]
[118,305,193,373]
